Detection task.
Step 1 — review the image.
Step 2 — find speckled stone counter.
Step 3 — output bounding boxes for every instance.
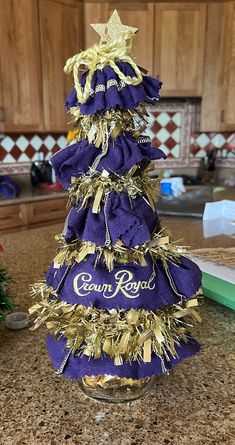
[0,188,67,206]
[0,219,234,445]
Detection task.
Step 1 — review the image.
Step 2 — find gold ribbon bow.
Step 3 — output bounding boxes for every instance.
[64,30,143,105]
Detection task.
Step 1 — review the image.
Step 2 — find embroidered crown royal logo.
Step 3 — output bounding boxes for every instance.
[73,269,155,299]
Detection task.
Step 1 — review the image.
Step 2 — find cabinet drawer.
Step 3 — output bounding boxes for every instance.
[0,204,24,230]
[26,198,68,224]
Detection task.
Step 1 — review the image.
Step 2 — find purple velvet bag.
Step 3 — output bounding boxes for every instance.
[46,333,200,379]
[63,193,158,247]
[46,254,201,311]
[65,62,162,115]
[0,175,21,198]
[51,133,166,189]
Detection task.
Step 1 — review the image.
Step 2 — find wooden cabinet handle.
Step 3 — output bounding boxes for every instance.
[0,107,4,122]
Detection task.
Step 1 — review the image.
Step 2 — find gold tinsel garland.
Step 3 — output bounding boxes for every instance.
[68,107,147,145]
[29,284,201,366]
[69,165,160,212]
[67,107,148,171]
[53,231,185,273]
[66,105,149,171]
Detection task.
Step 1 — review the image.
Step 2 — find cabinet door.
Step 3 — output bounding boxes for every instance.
[0,205,24,231]
[39,0,83,132]
[84,2,154,75]
[0,0,43,131]
[220,2,235,130]
[154,3,206,96]
[200,3,224,131]
[0,62,4,132]
[25,198,68,224]
[201,3,235,131]
[84,2,106,49]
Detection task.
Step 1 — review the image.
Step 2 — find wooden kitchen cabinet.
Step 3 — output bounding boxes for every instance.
[84,2,106,49]
[1,0,234,134]
[0,0,83,133]
[0,204,25,231]
[84,2,155,75]
[0,197,68,232]
[221,3,235,130]
[0,62,4,132]
[39,0,83,132]
[201,2,235,131]
[0,0,43,131]
[154,3,206,96]
[25,198,68,224]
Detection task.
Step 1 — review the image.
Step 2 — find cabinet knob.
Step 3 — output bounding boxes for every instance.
[221,110,225,123]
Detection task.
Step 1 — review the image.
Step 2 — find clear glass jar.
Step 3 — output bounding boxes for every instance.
[78,375,155,403]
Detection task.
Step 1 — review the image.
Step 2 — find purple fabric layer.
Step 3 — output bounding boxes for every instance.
[46,255,201,310]
[64,193,157,247]
[51,133,166,189]
[65,62,162,115]
[46,333,200,379]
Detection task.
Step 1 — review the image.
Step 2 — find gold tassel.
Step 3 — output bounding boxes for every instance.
[143,338,152,363]
[185,298,199,308]
[191,309,202,323]
[92,185,104,214]
[102,338,112,355]
[75,243,96,263]
[116,333,130,355]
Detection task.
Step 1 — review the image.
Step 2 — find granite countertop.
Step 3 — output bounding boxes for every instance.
[0,188,68,206]
[0,219,234,445]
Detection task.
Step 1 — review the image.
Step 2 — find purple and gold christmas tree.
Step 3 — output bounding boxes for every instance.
[30,11,202,401]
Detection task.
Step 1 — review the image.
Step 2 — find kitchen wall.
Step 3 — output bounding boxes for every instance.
[1,103,234,176]
[1,1,235,177]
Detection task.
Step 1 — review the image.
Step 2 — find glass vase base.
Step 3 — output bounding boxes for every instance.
[78,375,155,403]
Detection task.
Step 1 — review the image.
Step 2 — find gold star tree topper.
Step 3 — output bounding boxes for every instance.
[91,9,138,42]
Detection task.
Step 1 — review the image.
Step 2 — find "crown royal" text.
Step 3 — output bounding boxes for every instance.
[73,269,155,299]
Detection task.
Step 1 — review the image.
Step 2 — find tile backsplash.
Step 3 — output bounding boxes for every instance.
[0,102,235,175]
[190,132,235,167]
[144,103,193,168]
[144,104,235,169]
[0,133,67,174]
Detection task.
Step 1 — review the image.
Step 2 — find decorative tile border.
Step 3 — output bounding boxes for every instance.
[144,103,193,168]
[0,134,67,174]
[143,104,235,169]
[189,132,235,167]
[0,104,235,174]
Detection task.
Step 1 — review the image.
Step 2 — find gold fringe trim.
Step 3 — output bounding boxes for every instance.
[29,286,201,366]
[68,107,147,145]
[53,231,185,272]
[64,30,142,105]
[69,165,160,212]
[67,107,148,171]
